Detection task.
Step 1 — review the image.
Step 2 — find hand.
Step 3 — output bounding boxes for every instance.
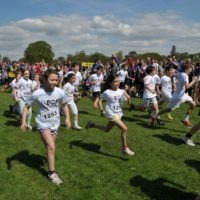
[193,76,197,82]
[20,123,26,131]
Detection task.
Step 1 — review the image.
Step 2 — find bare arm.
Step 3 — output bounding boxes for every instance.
[185,76,197,89]
[62,103,71,129]
[123,91,131,106]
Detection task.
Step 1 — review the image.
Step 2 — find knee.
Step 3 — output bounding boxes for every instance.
[192,102,196,108]
[122,126,128,133]
[47,144,55,154]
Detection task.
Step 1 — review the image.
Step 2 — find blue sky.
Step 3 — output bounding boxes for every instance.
[0,0,200,59]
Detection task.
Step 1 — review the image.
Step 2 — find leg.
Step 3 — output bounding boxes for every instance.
[183,121,200,146]
[112,117,134,155]
[40,129,56,172]
[93,96,99,109]
[87,120,115,132]
[112,118,128,148]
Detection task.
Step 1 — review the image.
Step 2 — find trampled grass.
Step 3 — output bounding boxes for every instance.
[0,91,200,200]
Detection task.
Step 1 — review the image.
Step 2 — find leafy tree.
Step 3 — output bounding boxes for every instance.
[2,56,10,62]
[88,51,109,64]
[24,41,54,64]
[175,52,189,61]
[116,51,123,63]
[54,56,65,64]
[128,51,137,58]
[139,52,164,62]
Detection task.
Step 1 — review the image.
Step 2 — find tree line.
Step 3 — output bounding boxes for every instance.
[1,41,200,64]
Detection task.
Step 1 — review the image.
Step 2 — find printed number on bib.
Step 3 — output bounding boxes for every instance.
[42,111,58,121]
[23,91,31,96]
[112,104,120,111]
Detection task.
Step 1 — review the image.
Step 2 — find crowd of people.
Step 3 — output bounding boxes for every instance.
[1,54,200,186]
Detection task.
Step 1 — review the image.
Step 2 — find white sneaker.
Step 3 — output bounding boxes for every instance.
[48,173,63,185]
[122,147,135,156]
[26,125,32,130]
[166,113,173,120]
[74,125,82,130]
[182,136,195,146]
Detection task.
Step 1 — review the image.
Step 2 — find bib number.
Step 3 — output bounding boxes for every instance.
[42,110,58,121]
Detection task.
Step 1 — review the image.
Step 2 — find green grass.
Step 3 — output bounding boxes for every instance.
[0,91,200,200]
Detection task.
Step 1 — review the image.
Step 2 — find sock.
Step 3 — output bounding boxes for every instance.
[184,115,190,121]
[186,133,192,138]
[48,170,55,175]
[74,119,78,127]
[122,144,128,150]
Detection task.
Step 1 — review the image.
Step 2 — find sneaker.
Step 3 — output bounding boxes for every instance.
[26,125,32,130]
[9,105,13,113]
[157,119,165,126]
[181,119,192,128]
[48,173,63,185]
[100,110,106,117]
[122,147,135,156]
[182,136,195,146]
[85,121,95,129]
[166,113,173,120]
[74,125,82,130]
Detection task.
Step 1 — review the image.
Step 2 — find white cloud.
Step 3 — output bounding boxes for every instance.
[0,12,200,60]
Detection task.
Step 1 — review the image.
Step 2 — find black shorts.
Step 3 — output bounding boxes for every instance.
[92,91,101,98]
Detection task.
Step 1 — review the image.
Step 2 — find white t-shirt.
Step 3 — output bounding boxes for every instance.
[117,69,128,82]
[10,78,18,89]
[74,71,82,88]
[16,78,33,102]
[27,87,66,131]
[160,75,172,96]
[101,88,125,119]
[89,73,103,92]
[63,82,75,103]
[65,71,82,89]
[143,75,157,98]
[172,72,188,99]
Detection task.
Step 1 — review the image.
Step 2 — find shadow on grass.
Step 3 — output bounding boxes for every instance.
[153,134,183,145]
[3,110,19,118]
[4,120,21,127]
[78,110,89,115]
[6,150,47,177]
[130,175,196,200]
[69,140,129,161]
[185,160,200,174]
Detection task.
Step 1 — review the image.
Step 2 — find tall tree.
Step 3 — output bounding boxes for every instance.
[170,45,176,56]
[24,41,54,64]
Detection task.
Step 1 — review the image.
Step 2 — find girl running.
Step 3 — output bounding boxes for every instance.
[85,74,134,156]
[63,73,82,130]
[20,69,71,185]
[16,69,33,129]
[89,65,105,116]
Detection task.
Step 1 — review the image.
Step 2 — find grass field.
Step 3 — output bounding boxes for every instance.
[0,90,200,200]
